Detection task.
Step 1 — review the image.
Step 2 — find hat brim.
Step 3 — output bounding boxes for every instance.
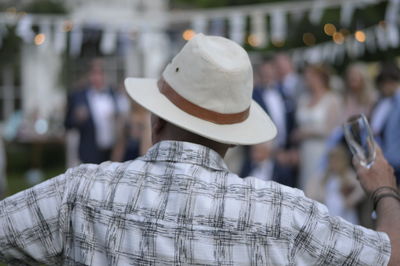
[125,78,277,145]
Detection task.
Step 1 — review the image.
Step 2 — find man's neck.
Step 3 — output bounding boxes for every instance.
[156,137,230,158]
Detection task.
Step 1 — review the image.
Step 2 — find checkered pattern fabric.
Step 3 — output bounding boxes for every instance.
[0,141,391,265]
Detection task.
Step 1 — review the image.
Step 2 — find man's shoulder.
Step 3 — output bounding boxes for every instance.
[232,174,306,200]
[68,159,145,182]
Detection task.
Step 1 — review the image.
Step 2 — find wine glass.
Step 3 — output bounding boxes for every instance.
[343,114,376,168]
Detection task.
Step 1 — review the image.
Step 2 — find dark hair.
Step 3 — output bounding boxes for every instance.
[375,61,400,85]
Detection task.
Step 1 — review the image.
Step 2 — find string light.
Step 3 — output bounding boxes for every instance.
[355,30,366,42]
[324,23,336,36]
[303,32,316,46]
[248,34,261,47]
[5,7,17,14]
[182,29,196,41]
[272,39,285,47]
[34,33,46,45]
[16,11,27,18]
[340,28,350,36]
[63,21,74,32]
[333,32,344,44]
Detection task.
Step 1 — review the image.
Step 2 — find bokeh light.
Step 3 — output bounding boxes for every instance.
[303,32,316,46]
[333,32,344,44]
[340,28,350,36]
[272,39,285,47]
[247,34,261,47]
[182,29,196,41]
[63,21,74,32]
[324,23,336,36]
[6,7,17,14]
[34,34,46,46]
[355,30,366,42]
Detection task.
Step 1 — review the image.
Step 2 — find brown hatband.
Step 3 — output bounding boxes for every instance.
[157,78,250,125]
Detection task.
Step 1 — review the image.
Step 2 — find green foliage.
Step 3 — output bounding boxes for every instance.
[171,0,279,8]
[22,0,67,14]
[0,26,21,66]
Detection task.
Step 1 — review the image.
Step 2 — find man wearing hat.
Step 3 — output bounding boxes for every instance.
[0,34,399,265]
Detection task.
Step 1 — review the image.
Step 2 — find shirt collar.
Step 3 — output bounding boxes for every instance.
[143,140,229,172]
[89,87,109,95]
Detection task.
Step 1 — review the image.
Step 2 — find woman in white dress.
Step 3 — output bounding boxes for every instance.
[343,63,376,120]
[295,65,342,192]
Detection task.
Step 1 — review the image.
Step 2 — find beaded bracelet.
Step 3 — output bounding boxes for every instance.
[370,186,400,211]
[373,192,400,211]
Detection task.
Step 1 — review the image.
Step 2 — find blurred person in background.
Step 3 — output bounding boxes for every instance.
[308,144,365,224]
[274,53,303,141]
[65,59,121,164]
[343,63,377,120]
[370,62,400,185]
[295,64,342,192]
[275,53,304,102]
[254,59,287,148]
[246,142,275,182]
[323,63,377,170]
[249,58,297,187]
[0,137,6,199]
[112,102,152,162]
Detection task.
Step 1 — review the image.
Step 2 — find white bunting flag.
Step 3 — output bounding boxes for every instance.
[192,15,207,34]
[385,0,400,25]
[53,21,67,54]
[38,20,51,50]
[16,15,35,43]
[271,9,287,43]
[210,18,225,36]
[250,12,268,47]
[387,23,400,48]
[340,1,355,27]
[229,13,246,45]
[100,27,117,55]
[309,0,325,25]
[69,25,83,57]
[375,26,388,51]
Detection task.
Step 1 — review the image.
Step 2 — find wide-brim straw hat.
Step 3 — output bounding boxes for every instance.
[125,33,276,145]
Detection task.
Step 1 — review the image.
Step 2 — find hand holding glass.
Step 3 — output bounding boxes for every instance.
[343,114,376,168]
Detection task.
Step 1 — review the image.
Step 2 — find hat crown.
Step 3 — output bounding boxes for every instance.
[163,34,253,114]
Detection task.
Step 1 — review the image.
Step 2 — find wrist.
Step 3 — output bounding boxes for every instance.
[371,186,400,211]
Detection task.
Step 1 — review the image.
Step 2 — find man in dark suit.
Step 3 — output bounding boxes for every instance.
[242,59,298,187]
[65,60,119,164]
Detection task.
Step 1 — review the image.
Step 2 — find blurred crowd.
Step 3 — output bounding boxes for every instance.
[64,59,152,166]
[239,54,400,228]
[1,54,400,228]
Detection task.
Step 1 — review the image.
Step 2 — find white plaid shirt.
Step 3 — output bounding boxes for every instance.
[0,141,391,265]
